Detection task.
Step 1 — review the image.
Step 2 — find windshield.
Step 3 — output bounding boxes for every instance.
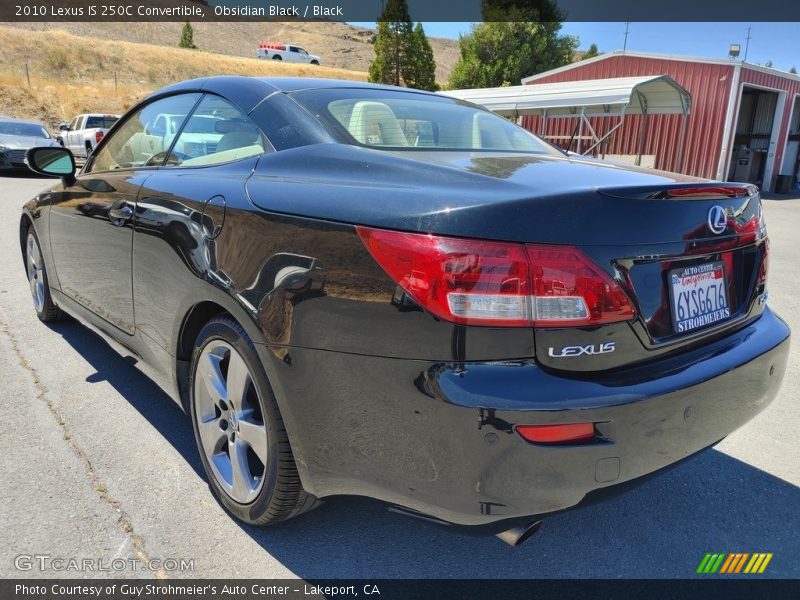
[0,121,51,139]
[290,88,554,154]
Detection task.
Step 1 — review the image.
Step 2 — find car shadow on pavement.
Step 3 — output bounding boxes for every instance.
[49,319,800,579]
[47,319,205,479]
[238,450,800,578]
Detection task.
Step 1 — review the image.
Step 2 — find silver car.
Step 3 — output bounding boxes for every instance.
[0,117,60,172]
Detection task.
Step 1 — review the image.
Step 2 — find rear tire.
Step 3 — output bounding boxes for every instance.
[272,55,282,61]
[310,60,319,65]
[25,228,66,323]
[189,315,319,525]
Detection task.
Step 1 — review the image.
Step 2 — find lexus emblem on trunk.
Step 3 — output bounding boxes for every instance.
[708,205,727,234]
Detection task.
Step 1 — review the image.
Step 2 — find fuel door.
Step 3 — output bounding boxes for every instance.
[201,195,226,239]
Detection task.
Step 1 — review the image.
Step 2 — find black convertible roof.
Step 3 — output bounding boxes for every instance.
[149,76,438,114]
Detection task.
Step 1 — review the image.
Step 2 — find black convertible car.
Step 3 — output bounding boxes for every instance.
[21,77,789,546]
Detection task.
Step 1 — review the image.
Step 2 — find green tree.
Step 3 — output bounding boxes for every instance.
[790,66,798,75]
[449,21,577,89]
[179,21,197,49]
[368,0,413,86]
[581,43,600,60]
[481,0,563,21]
[404,23,437,91]
[765,60,774,68]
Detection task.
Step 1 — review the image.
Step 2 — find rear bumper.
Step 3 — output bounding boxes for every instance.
[265,307,790,529]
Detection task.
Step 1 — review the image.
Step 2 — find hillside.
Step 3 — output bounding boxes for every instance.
[7,21,460,84]
[0,25,366,128]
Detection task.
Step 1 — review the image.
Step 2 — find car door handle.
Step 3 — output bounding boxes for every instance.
[108,205,133,223]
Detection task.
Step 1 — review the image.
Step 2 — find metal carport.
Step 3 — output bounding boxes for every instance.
[441,75,692,168]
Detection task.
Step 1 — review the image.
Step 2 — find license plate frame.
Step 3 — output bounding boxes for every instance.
[668,261,731,334]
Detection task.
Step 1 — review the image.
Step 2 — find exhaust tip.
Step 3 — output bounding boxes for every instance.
[495,520,543,547]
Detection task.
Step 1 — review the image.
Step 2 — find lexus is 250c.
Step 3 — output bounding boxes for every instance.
[21,77,789,546]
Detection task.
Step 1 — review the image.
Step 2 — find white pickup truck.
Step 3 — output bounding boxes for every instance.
[256,43,321,65]
[58,113,120,158]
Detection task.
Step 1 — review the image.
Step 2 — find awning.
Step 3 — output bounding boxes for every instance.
[439,75,691,117]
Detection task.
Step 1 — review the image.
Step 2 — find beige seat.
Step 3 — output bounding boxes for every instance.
[472,113,512,150]
[117,132,164,165]
[348,101,408,146]
[216,127,261,153]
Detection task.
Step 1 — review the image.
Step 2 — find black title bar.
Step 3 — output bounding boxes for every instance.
[3,579,800,600]
[3,0,800,22]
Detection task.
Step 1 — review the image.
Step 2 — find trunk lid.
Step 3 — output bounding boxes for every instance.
[247,149,769,371]
[534,184,768,372]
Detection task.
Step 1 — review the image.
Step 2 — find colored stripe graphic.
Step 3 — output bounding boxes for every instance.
[697,554,713,574]
[720,553,748,573]
[720,554,735,573]
[734,553,749,573]
[699,554,726,574]
[699,552,773,574]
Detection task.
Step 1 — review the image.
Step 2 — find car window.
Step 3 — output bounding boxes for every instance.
[0,121,51,138]
[291,88,555,154]
[88,93,201,173]
[69,117,80,131]
[164,95,267,168]
[85,116,118,129]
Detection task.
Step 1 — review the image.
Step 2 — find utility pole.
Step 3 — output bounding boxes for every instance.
[744,25,752,62]
[623,22,630,53]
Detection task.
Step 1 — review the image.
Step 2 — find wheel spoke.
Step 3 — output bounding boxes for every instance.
[238,412,268,465]
[200,352,227,405]
[35,282,45,305]
[225,350,250,411]
[197,416,225,459]
[229,439,255,500]
[27,237,38,269]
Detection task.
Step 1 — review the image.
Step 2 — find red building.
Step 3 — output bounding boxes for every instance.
[521,51,800,193]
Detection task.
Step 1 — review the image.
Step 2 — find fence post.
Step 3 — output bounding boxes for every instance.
[25,63,31,87]
[114,71,118,95]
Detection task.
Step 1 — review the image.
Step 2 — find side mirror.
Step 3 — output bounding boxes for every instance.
[58,122,70,131]
[25,147,76,184]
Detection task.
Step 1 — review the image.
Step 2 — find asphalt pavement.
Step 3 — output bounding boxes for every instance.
[1,174,798,579]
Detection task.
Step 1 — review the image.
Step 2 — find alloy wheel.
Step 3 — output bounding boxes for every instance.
[193,340,268,504]
[26,233,45,313]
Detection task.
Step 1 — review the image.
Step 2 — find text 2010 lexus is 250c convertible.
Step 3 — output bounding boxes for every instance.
[20,77,789,546]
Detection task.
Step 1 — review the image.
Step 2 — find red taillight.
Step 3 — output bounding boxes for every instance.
[356,226,635,327]
[758,238,769,286]
[95,130,104,144]
[516,423,596,444]
[357,226,531,326]
[527,245,635,326]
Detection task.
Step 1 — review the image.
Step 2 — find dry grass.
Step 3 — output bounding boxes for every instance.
[0,25,366,128]
[7,20,460,83]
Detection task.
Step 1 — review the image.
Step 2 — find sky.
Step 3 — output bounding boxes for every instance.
[350,22,800,73]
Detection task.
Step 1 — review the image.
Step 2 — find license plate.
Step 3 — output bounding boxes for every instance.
[669,261,730,334]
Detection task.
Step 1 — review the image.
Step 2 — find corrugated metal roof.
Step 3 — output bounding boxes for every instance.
[518,55,736,180]
[521,50,800,85]
[440,75,691,117]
